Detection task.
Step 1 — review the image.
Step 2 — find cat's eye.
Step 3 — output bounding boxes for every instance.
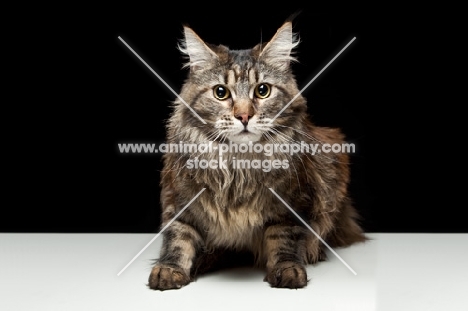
[254,83,271,99]
[213,85,231,100]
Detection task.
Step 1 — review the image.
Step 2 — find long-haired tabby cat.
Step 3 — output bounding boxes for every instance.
[148,20,366,290]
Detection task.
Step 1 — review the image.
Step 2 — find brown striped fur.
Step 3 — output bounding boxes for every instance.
[148,21,366,291]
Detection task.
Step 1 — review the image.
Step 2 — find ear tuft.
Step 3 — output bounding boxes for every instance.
[178,27,218,72]
[259,22,300,70]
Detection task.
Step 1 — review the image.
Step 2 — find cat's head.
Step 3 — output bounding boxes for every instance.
[176,22,307,144]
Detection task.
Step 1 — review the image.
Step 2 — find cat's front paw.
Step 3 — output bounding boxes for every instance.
[265,261,308,289]
[148,264,190,291]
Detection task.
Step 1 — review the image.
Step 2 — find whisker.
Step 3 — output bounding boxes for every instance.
[272,124,347,164]
[276,124,325,144]
[264,131,300,192]
[268,128,309,174]
[166,126,203,141]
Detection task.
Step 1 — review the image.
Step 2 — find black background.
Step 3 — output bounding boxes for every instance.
[6,5,464,233]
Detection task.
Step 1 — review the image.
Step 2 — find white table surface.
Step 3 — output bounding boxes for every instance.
[1,233,466,311]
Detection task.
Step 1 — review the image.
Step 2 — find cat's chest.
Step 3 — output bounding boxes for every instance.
[202,201,265,249]
[184,153,287,248]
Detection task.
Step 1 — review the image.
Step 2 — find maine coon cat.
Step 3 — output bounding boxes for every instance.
[148,21,366,290]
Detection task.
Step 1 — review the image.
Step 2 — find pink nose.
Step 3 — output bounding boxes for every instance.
[235,113,250,125]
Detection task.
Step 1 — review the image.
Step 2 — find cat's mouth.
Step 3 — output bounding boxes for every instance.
[238,127,257,136]
[228,129,262,143]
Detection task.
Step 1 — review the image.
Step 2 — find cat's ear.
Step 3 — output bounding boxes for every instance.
[259,22,299,70]
[178,26,219,72]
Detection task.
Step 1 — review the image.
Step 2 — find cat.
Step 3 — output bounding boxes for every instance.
[148,20,366,290]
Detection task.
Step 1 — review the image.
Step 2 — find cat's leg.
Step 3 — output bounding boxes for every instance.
[262,225,310,289]
[148,220,203,291]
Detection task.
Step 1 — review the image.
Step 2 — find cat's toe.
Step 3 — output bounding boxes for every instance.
[148,264,190,291]
[318,249,328,262]
[266,261,308,289]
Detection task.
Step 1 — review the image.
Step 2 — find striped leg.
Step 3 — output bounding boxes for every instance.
[263,225,310,289]
[148,221,203,291]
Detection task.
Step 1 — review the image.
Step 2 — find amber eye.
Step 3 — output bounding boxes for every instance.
[213,85,231,100]
[254,83,271,99]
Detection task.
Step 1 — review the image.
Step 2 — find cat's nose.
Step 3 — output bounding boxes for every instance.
[235,113,251,125]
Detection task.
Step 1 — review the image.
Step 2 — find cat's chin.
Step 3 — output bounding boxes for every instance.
[227,132,262,144]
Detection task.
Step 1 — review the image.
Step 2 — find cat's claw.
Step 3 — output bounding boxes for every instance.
[148,264,190,291]
[265,262,308,289]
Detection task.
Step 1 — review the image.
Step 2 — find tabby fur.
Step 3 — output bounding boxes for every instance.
[148,21,366,290]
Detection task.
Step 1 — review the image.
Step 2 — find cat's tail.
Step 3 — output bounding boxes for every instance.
[326,201,368,248]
